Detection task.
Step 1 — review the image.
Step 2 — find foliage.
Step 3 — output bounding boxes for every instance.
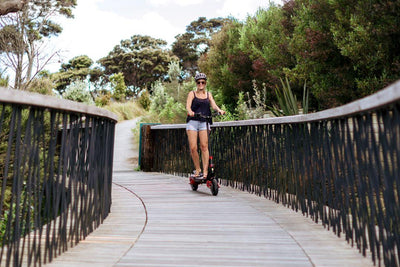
[0,0,77,89]
[138,89,151,111]
[199,0,400,112]
[110,73,127,101]
[235,92,249,120]
[52,55,104,94]
[329,0,400,97]
[149,81,168,115]
[26,77,54,95]
[99,35,173,96]
[287,0,355,109]
[198,19,247,110]
[242,81,270,119]
[167,61,183,82]
[104,101,147,121]
[267,77,309,116]
[158,97,186,124]
[215,104,236,122]
[95,92,111,107]
[148,80,187,123]
[239,5,293,92]
[0,0,28,15]
[172,17,231,75]
[62,80,94,104]
[0,68,9,87]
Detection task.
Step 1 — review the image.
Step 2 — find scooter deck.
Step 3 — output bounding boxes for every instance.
[190,176,207,183]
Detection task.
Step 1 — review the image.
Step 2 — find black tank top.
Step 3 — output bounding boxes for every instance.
[187,91,212,123]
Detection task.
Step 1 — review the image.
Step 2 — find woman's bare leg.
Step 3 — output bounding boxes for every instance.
[187,130,201,175]
[199,130,209,178]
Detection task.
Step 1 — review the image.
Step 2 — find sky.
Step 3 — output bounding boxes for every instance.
[48,0,283,72]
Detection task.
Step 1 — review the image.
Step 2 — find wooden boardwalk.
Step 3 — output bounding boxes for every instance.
[46,120,375,267]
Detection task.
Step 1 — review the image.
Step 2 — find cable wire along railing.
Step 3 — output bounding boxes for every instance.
[0,88,118,266]
[141,80,400,267]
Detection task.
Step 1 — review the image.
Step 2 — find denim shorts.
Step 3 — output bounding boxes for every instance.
[186,120,210,131]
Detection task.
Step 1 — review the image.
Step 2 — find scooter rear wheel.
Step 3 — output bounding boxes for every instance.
[211,178,218,196]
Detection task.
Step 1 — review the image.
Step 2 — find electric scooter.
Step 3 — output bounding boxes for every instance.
[188,113,220,196]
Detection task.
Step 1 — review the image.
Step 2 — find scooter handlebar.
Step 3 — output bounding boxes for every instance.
[190,112,223,119]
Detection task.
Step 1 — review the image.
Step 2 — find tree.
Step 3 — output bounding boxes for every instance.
[110,72,126,101]
[282,0,347,108]
[0,0,76,89]
[238,5,296,103]
[172,17,230,75]
[330,0,400,97]
[52,55,103,94]
[199,18,256,110]
[0,0,28,15]
[99,35,173,96]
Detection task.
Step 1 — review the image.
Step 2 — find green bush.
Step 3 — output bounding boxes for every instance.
[159,96,186,124]
[26,77,55,95]
[138,89,151,111]
[95,92,111,107]
[62,80,94,104]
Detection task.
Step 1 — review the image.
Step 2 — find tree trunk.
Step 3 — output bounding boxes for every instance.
[0,0,28,15]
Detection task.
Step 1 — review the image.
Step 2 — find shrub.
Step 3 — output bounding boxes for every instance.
[95,92,111,107]
[26,77,55,95]
[62,80,94,104]
[138,89,151,111]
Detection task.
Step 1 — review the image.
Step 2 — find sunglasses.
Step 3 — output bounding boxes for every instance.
[196,81,206,85]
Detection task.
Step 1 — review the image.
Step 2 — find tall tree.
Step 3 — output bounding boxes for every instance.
[239,5,296,102]
[198,19,249,110]
[52,55,104,94]
[99,35,173,96]
[330,0,400,97]
[287,0,355,109]
[0,0,76,89]
[172,17,230,75]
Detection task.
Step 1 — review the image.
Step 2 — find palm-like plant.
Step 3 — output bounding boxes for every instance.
[269,77,309,116]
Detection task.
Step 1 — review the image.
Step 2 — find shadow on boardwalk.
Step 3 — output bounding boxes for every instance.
[46,120,374,267]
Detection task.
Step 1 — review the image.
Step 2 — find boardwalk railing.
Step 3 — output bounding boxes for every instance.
[0,88,118,266]
[141,80,400,267]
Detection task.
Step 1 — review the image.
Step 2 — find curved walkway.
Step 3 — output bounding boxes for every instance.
[46,120,374,267]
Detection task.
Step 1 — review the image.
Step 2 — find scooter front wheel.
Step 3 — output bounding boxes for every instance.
[211,178,219,196]
[191,183,198,191]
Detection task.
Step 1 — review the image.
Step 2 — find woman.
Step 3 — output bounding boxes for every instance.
[186,73,225,178]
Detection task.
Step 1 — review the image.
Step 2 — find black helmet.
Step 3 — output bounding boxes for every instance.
[195,73,207,81]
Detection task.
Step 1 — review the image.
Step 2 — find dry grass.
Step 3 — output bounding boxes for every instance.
[104,100,148,121]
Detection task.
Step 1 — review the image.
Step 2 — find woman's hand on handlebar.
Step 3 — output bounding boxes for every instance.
[218,109,226,115]
[187,110,195,117]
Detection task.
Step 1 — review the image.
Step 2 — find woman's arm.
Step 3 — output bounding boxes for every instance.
[209,92,225,114]
[186,91,195,117]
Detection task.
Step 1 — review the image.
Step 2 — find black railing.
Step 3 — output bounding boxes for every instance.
[0,88,117,266]
[142,80,400,267]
